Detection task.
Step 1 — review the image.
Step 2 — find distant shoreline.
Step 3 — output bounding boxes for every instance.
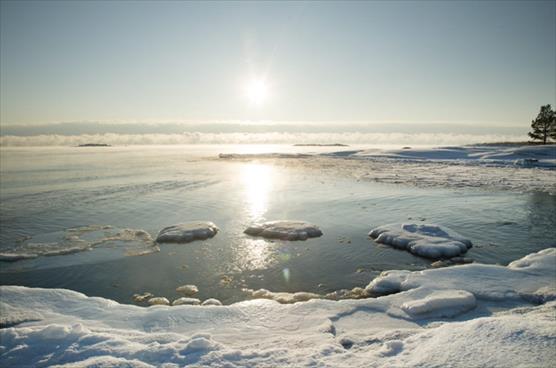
[77,143,111,147]
[293,143,349,147]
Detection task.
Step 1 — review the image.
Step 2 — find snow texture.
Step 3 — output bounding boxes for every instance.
[1,248,554,367]
[244,220,323,240]
[369,223,473,259]
[156,222,219,243]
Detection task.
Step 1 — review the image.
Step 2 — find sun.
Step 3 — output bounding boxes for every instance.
[244,77,269,106]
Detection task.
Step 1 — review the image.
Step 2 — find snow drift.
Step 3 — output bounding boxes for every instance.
[1,248,555,367]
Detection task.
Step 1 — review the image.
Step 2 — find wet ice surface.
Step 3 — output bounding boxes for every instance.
[1,145,555,306]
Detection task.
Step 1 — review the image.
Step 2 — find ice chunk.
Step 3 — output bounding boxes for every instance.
[156,221,219,243]
[201,298,222,306]
[369,223,472,259]
[147,297,170,306]
[244,220,323,240]
[176,284,199,296]
[172,297,201,306]
[401,289,476,317]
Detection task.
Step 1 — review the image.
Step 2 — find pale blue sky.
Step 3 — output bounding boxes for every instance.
[1,0,555,131]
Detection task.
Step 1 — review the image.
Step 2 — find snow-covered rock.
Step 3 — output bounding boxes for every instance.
[244,220,323,240]
[156,221,219,243]
[175,284,199,296]
[172,297,201,306]
[201,298,222,306]
[369,223,472,259]
[132,292,153,303]
[147,297,170,306]
[245,288,322,303]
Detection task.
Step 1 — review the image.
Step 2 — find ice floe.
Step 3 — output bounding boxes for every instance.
[155,221,219,243]
[0,248,554,367]
[369,223,473,259]
[244,220,323,240]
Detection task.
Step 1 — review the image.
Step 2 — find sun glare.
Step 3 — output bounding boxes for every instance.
[244,78,269,106]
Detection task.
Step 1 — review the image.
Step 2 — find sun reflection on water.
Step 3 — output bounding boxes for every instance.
[240,163,274,221]
[238,238,275,270]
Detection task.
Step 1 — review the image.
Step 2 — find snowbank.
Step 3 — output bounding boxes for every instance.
[351,144,556,168]
[1,248,554,367]
[369,223,473,259]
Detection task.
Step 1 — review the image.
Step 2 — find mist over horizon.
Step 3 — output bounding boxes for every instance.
[0,120,529,146]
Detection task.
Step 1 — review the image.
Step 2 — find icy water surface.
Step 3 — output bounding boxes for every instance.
[1,145,555,304]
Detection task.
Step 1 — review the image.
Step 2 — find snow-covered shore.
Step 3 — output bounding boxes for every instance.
[219,144,556,193]
[1,248,555,367]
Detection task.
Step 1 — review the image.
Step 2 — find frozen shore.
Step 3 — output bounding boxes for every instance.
[219,144,556,193]
[1,248,555,367]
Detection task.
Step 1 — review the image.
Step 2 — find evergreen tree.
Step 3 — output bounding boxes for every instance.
[528,104,556,144]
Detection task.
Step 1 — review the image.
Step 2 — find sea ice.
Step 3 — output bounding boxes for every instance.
[369,223,472,259]
[244,220,323,240]
[156,221,219,243]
